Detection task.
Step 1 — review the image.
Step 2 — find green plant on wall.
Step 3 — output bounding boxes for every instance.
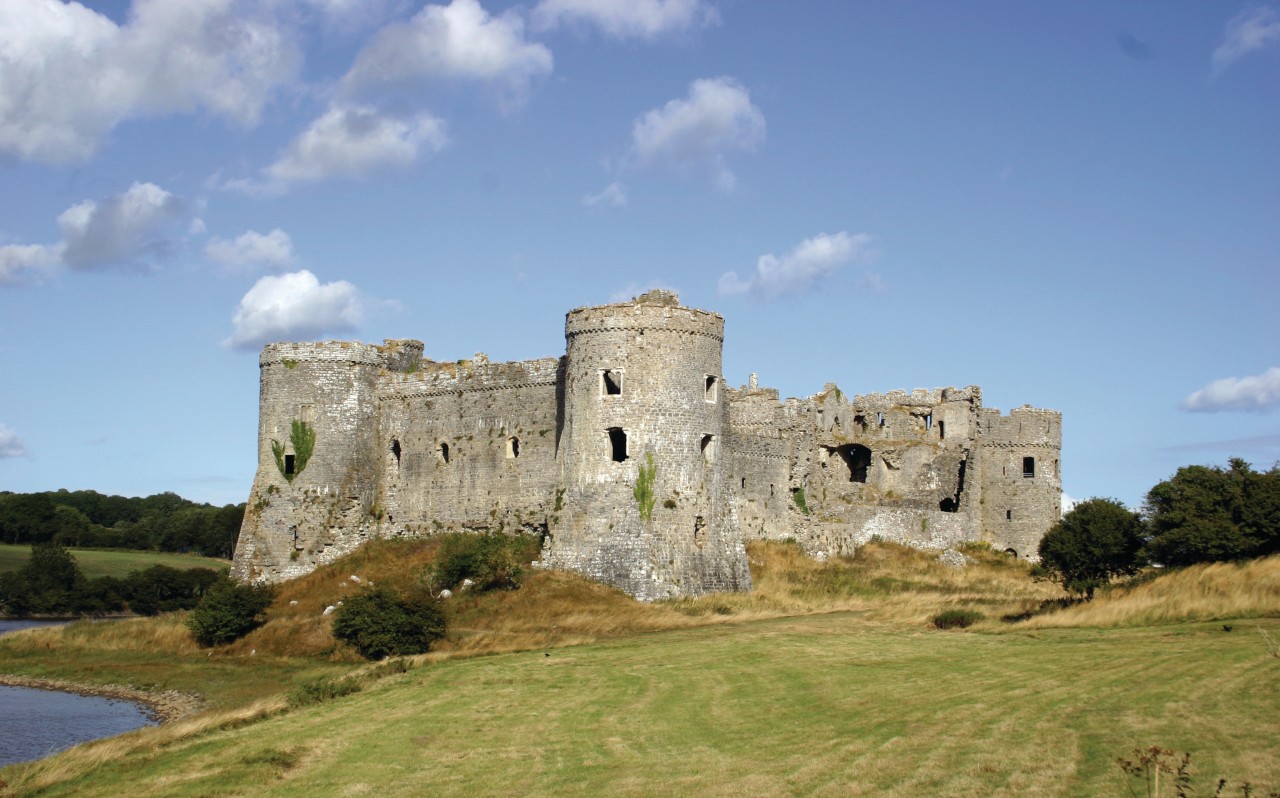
[634,453,657,522]
[272,419,317,483]
[792,486,811,515]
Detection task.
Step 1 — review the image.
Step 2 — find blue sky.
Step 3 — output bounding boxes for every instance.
[1,0,1277,511]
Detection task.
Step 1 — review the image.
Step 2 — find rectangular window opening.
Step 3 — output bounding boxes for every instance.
[877,412,885,427]
[1023,456,1035,478]
[439,442,450,464]
[1006,509,1012,520]
[925,413,932,431]
[601,369,622,396]
[284,454,296,475]
[705,375,719,402]
[700,434,715,463]
[938,420,945,440]
[607,427,628,462]
[506,436,519,459]
[390,439,401,466]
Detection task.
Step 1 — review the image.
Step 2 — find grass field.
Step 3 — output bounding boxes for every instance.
[1,542,1277,797]
[0,544,229,579]
[6,615,1278,797]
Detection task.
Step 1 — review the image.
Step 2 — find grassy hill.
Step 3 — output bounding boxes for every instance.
[1,541,1277,796]
[0,544,229,580]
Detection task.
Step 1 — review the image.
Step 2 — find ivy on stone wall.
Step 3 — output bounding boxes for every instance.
[271,419,317,483]
[634,453,657,522]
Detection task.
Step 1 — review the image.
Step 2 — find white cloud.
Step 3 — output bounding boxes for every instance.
[341,0,552,111]
[0,243,64,285]
[205,229,295,271]
[532,0,718,40]
[0,423,29,458]
[629,76,764,191]
[225,269,366,349]
[58,182,187,271]
[718,232,876,300]
[1182,367,1280,413]
[0,0,300,163]
[583,181,627,207]
[0,182,187,284]
[1213,7,1280,75]
[1061,492,1077,514]
[253,105,447,189]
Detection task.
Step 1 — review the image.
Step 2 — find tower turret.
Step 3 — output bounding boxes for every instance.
[541,290,752,600]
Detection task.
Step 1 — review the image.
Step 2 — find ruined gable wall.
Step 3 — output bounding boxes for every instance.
[378,356,561,536]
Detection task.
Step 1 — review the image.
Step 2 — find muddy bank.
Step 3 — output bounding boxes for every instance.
[0,674,202,722]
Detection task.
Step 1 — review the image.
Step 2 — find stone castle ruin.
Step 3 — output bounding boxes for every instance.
[232,290,1061,600]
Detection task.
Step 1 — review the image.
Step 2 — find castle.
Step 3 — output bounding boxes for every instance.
[232,290,1061,600]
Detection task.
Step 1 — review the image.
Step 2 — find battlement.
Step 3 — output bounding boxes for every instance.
[565,291,724,342]
[261,339,425,373]
[381,356,562,399]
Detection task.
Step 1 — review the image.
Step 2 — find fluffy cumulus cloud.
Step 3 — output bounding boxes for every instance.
[204,229,295,271]
[532,0,719,40]
[583,181,627,208]
[718,232,876,300]
[0,0,299,163]
[225,269,366,349]
[1182,367,1280,413]
[630,76,764,191]
[249,105,447,189]
[0,182,187,284]
[1213,7,1280,75]
[341,0,552,110]
[0,423,29,458]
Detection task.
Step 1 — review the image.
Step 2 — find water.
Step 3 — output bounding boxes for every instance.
[0,619,158,766]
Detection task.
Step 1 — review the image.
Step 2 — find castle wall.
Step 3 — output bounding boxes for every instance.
[378,356,561,535]
[233,293,1060,596]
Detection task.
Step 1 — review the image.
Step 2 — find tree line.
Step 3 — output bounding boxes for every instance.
[0,489,244,558]
[1039,458,1280,598]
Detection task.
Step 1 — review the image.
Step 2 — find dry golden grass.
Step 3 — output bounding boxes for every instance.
[1011,555,1280,629]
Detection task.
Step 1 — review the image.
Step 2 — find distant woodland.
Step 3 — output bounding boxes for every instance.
[0,490,244,558]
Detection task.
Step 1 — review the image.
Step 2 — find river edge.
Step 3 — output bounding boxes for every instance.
[0,674,204,723]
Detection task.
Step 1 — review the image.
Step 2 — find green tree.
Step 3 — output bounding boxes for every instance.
[187,576,273,646]
[1038,498,1145,599]
[332,587,447,660]
[1144,458,1279,566]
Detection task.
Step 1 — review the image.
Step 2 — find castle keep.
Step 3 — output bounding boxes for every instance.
[232,290,1061,600]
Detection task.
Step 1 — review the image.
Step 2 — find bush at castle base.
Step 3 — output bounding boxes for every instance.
[188,576,273,646]
[332,587,447,660]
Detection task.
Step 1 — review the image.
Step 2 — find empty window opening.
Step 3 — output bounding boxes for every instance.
[601,369,622,396]
[608,427,628,462]
[701,434,715,463]
[439,442,450,464]
[1054,459,1059,477]
[939,458,967,513]
[854,414,867,431]
[390,439,401,466]
[1023,456,1035,478]
[284,454,296,475]
[834,444,871,483]
[1005,548,1018,558]
[877,412,885,427]
[1006,509,1012,520]
[938,420,945,440]
[833,415,840,429]
[694,515,705,547]
[770,484,775,497]
[925,413,933,431]
[506,436,519,459]
[705,375,719,402]
[741,477,746,489]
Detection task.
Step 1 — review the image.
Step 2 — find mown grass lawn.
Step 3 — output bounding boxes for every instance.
[17,614,1278,798]
[0,544,228,580]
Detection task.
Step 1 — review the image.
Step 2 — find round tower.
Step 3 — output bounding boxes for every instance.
[232,339,423,583]
[542,290,752,600]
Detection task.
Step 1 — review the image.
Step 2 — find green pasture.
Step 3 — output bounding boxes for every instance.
[0,543,228,580]
[18,614,1279,797]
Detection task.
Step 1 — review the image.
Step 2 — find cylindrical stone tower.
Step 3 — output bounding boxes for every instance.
[232,339,422,583]
[541,290,752,600]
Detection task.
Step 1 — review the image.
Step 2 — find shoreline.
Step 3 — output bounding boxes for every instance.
[0,674,203,723]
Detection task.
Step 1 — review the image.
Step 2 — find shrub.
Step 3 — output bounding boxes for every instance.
[430,534,529,593]
[332,587,447,660]
[931,609,984,629]
[288,677,363,708]
[187,576,274,646]
[125,565,220,615]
